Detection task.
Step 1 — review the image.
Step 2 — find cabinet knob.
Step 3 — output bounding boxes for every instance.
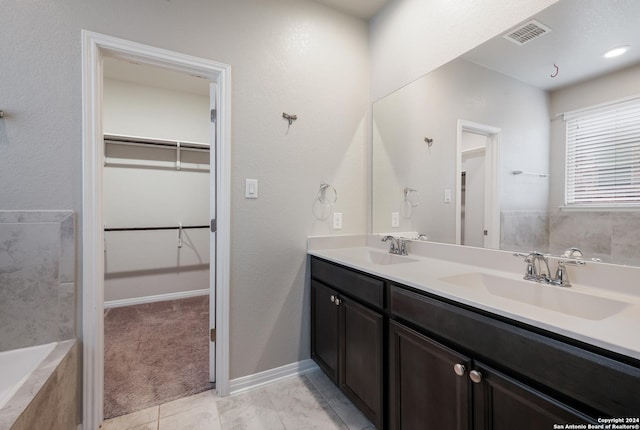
[330,295,335,303]
[334,298,341,306]
[453,363,466,376]
[469,370,483,384]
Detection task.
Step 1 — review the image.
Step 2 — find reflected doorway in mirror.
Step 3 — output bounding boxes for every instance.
[456,120,501,249]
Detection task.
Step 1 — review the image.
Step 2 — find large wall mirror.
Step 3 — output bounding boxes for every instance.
[372,0,640,266]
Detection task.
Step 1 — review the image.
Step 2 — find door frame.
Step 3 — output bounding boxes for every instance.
[455,120,501,249]
[81,30,231,429]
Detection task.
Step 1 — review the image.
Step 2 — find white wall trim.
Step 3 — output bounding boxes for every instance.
[104,289,209,309]
[81,30,231,430]
[229,360,320,396]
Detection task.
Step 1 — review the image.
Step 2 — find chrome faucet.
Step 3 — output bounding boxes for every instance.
[526,251,552,283]
[515,249,586,287]
[382,235,408,255]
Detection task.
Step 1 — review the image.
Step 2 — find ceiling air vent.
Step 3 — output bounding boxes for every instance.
[503,20,552,46]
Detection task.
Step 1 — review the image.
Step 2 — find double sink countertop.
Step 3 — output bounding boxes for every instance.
[308,235,640,361]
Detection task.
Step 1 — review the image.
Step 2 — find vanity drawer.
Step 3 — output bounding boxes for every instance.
[311,257,384,309]
[389,284,640,417]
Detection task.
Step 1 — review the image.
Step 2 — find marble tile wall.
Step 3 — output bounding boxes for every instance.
[500,210,550,253]
[500,209,640,266]
[549,211,640,266]
[0,211,75,352]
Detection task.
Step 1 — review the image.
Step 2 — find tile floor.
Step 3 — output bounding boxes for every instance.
[101,369,374,430]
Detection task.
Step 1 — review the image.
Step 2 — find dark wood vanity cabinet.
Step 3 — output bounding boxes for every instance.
[389,320,471,430]
[310,258,384,429]
[389,321,592,430]
[389,284,640,427]
[311,280,340,382]
[472,361,594,429]
[310,256,640,430]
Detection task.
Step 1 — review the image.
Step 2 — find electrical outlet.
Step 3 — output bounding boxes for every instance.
[391,212,400,228]
[333,212,343,229]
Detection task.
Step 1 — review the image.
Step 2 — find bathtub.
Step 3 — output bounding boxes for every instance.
[0,342,57,409]
[0,340,77,430]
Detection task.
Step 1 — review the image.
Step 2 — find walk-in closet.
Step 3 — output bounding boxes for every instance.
[101,58,214,418]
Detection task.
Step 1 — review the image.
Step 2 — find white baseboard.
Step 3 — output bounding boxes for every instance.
[104,289,209,309]
[229,359,319,396]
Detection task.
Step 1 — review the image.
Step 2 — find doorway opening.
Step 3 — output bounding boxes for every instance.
[456,120,501,249]
[81,31,231,429]
[101,57,213,418]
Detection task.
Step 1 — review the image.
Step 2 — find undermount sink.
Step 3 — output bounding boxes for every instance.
[438,272,630,320]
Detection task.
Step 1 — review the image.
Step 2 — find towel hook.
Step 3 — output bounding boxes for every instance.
[282,113,297,126]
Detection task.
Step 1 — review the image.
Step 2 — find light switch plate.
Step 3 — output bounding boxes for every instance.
[245,179,258,199]
[444,189,452,203]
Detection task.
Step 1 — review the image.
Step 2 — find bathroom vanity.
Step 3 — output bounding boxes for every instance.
[309,245,640,430]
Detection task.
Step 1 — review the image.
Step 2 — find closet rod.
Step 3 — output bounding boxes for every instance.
[104,134,210,151]
[104,225,209,232]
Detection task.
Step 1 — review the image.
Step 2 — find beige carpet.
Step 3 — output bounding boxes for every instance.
[104,295,213,419]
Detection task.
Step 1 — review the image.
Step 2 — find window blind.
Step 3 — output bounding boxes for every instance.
[565,97,640,206]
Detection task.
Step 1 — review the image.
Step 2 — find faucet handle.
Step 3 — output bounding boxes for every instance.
[553,260,571,287]
[514,252,537,280]
[398,239,408,255]
[563,247,584,259]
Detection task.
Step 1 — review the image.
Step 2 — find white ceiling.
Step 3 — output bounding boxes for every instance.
[105,0,640,95]
[311,0,391,20]
[461,0,640,91]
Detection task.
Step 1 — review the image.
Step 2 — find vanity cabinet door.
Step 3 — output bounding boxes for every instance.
[341,297,384,429]
[389,320,471,430]
[311,280,340,383]
[472,361,596,430]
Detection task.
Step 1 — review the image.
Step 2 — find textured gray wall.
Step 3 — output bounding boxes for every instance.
[0,0,369,380]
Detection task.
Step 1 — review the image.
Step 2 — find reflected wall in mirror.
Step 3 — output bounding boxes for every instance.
[372,0,640,266]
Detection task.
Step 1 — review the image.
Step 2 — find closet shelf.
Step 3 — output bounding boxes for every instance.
[104,133,210,151]
[104,133,210,171]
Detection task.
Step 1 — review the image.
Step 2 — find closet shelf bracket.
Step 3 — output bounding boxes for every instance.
[176,141,181,171]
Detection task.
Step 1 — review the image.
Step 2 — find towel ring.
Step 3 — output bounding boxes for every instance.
[404,187,420,207]
[317,183,337,206]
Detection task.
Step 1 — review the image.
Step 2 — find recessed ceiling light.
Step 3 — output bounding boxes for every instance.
[603,46,630,58]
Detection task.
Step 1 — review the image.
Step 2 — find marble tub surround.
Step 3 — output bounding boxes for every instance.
[0,210,76,351]
[102,370,373,430]
[0,340,77,430]
[308,235,640,360]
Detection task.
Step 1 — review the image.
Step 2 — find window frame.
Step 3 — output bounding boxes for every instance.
[563,96,640,209]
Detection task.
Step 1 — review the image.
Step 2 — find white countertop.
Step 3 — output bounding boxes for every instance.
[308,243,640,361]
